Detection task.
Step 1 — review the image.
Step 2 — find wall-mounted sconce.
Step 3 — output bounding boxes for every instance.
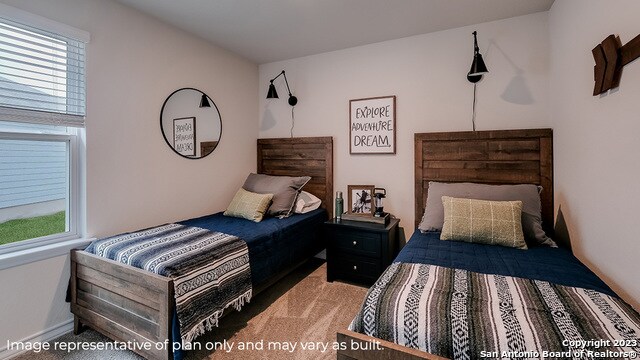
[266,70,299,137]
[467,31,489,83]
[467,31,488,131]
[266,70,298,106]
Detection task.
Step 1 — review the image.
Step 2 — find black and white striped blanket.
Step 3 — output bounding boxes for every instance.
[85,223,252,344]
[350,262,640,359]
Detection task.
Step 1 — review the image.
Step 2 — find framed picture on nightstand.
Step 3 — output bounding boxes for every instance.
[347,184,374,215]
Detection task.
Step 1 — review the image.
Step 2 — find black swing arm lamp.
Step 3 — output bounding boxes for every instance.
[467,31,489,83]
[467,31,489,132]
[266,70,298,106]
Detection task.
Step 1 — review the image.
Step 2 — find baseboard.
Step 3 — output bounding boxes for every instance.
[0,319,73,360]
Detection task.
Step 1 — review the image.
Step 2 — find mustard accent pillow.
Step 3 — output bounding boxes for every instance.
[440,196,527,249]
[224,188,273,222]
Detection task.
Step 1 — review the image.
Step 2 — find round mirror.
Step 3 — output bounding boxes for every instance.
[160,88,221,159]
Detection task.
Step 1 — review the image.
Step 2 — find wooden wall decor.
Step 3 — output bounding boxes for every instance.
[592,34,640,95]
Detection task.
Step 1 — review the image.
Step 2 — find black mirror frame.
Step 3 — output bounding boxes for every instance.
[160,87,222,160]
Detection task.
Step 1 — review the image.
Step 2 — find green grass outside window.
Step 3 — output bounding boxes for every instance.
[0,211,66,246]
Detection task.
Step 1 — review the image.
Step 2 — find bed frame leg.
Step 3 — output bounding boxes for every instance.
[73,316,84,335]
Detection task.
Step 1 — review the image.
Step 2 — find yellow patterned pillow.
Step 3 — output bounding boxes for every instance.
[440,196,527,249]
[224,188,273,222]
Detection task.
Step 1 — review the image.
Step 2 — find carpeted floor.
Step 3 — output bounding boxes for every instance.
[14,259,369,360]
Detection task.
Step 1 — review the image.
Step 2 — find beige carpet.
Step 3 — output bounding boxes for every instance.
[14,259,369,360]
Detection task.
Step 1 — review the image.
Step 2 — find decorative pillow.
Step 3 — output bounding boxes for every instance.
[243,173,311,217]
[418,182,555,247]
[440,196,527,249]
[294,191,322,214]
[223,188,273,222]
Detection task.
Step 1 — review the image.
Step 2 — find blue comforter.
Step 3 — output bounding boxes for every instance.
[395,230,615,297]
[180,209,327,286]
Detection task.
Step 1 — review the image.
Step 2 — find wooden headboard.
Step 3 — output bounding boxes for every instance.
[414,129,553,234]
[257,137,334,218]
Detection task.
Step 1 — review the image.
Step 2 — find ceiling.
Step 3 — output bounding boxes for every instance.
[116,0,554,64]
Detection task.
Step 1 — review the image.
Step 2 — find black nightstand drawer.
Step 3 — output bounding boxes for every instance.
[331,229,381,257]
[332,255,380,283]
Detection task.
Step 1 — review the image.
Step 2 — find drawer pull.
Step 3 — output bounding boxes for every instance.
[353,265,358,271]
[352,241,357,246]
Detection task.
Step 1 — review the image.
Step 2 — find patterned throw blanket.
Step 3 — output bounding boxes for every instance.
[350,263,640,359]
[85,223,252,344]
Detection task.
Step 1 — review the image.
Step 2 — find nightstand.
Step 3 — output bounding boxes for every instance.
[325,217,400,285]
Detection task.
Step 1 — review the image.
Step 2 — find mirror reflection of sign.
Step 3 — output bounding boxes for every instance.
[173,117,196,157]
[350,96,396,154]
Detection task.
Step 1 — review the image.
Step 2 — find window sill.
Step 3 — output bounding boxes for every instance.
[0,238,93,271]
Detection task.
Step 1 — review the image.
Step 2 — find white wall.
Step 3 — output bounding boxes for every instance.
[0,256,72,356]
[0,0,258,355]
[549,0,640,308]
[259,12,551,233]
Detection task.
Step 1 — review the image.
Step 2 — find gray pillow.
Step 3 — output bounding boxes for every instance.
[243,173,311,217]
[418,181,556,247]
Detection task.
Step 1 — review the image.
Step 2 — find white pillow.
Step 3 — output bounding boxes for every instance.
[294,191,322,214]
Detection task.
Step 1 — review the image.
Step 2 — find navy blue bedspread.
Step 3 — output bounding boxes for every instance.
[179,208,327,286]
[395,230,615,297]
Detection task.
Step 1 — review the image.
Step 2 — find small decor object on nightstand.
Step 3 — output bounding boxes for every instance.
[342,185,389,225]
[373,187,386,217]
[335,191,344,220]
[347,185,374,215]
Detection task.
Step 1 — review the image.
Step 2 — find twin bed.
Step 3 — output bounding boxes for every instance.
[69,136,333,360]
[339,129,640,360]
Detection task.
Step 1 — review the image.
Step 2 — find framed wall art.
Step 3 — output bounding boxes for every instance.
[347,184,375,216]
[349,95,396,154]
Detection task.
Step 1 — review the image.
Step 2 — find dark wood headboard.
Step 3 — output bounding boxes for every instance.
[414,129,553,234]
[257,137,334,218]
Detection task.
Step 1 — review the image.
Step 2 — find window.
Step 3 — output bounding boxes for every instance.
[0,5,89,253]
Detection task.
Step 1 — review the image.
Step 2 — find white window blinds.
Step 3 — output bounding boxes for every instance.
[0,15,87,127]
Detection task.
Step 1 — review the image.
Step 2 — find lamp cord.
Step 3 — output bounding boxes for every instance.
[290,106,295,138]
[471,83,477,131]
